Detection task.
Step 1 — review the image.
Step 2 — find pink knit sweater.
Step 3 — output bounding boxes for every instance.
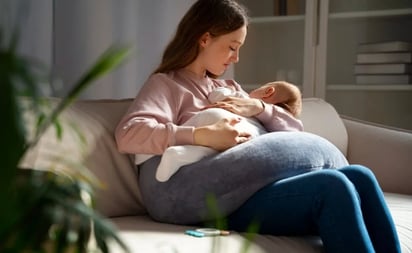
[115,69,303,155]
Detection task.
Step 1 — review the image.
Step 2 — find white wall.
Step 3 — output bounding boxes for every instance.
[10,0,196,99]
[1,0,53,95]
[18,0,53,68]
[52,0,195,99]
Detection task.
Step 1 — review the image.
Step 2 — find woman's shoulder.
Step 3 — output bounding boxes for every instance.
[137,72,183,103]
[143,71,181,89]
[147,72,175,82]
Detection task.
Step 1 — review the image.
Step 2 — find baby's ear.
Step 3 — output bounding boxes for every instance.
[263,86,275,98]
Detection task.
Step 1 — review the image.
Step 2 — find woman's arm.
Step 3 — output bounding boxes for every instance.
[115,74,252,155]
[194,117,251,151]
[115,75,194,155]
[210,80,304,132]
[204,96,303,132]
[255,101,304,132]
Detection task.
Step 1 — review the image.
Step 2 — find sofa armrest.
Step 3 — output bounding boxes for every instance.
[342,116,412,195]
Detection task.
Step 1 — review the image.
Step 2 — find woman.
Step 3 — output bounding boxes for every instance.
[115,0,400,252]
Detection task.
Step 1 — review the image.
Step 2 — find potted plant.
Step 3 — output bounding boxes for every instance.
[0,5,131,253]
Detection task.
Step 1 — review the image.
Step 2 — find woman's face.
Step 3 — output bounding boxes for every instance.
[199,25,247,76]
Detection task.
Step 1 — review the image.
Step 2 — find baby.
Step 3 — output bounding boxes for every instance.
[249,81,301,118]
[137,81,302,182]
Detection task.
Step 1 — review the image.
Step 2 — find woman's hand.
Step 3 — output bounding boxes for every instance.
[193,117,251,151]
[203,97,264,117]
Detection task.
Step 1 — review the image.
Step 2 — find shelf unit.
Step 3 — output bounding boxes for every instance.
[328,84,412,91]
[235,0,412,129]
[234,0,306,89]
[251,15,305,23]
[325,7,412,92]
[329,8,412,19]
[325,3,412,130]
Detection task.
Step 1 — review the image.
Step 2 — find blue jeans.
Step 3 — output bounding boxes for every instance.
[227,165,401,253]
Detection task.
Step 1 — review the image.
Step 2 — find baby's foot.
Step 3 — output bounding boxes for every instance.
[156,145,217,182]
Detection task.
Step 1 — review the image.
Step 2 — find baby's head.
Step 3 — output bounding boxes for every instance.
[249,81,302,117]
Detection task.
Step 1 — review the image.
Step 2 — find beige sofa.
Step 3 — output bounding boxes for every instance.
[23,97,412,253]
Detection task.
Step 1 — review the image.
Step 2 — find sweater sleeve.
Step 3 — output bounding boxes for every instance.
[226,79,303,132]
[255,101,304,132]
[115,74,194,155]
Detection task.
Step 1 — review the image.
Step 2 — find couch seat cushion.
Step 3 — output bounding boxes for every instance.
[108,193,412,253]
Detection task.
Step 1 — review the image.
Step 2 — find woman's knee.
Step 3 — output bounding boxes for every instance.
[313,170,363,213]
[315,169,347,184]
[312,170,358,198]
[338,164,377,183]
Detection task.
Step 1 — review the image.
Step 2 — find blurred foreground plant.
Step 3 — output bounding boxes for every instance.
[0,21,131,253]
[205,194,260,253]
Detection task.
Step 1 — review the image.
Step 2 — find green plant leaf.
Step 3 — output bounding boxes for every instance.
[26,45,131,152]
[0,49,26,174]
[205,193,228,230]
[240,221,260,253]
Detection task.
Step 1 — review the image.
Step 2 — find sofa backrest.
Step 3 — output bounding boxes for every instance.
[21,97,348,218]
[300,98,348,156]
[21,98,147,217]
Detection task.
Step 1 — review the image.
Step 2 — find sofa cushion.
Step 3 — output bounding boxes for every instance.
[21,98,146,217]
[107,193,412,253]
[300,98,348,156]
[342,117,412,195]
[109,215,323,253]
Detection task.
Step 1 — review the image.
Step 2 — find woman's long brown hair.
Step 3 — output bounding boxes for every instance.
[153,0,248,78]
